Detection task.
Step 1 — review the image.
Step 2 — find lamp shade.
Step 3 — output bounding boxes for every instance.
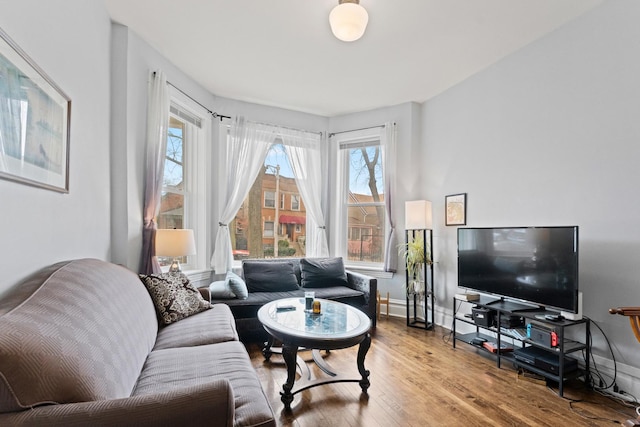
[329,0,369,42]
[405,200,433,230]
[155,229,196,257]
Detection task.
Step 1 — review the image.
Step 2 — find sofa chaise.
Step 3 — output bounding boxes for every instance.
[0,258,275,427]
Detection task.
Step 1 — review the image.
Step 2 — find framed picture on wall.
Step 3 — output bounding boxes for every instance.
[0,26,71,193]
[445,193,467,226]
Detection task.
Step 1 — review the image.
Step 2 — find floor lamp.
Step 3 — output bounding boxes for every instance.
[405,200,435,330]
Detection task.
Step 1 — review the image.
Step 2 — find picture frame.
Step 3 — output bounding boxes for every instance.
[445,193,467,226]
[0,26,71,193]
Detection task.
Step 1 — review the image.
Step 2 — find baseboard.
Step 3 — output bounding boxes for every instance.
[383,298,451,326]
[590,353,640,400]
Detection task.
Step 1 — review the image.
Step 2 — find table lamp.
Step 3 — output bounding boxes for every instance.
[155,229,196,273]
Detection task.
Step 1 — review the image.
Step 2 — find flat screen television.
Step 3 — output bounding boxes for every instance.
[457,226,579,313]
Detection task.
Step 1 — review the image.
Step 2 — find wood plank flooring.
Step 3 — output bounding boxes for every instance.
[246,316,637,427]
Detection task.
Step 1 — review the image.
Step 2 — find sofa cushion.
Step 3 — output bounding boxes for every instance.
[242,261,300,292]
[134,341,275,427]
[300,257,349,288]
[0,259,158,412]
[226,270,248,299]
[139,272,211,325]
[154,304,239,350]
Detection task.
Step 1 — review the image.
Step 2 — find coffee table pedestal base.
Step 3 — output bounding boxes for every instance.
[276,333,371,410]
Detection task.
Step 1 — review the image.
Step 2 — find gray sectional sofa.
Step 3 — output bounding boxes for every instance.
[0,259,275,427]
[209,257,377,340]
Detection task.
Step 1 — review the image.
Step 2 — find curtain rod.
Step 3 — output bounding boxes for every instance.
[328,123,393,138]
[247,119,323,137]
[153,72,231,122]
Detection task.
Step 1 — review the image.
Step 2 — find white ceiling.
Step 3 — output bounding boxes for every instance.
[104,0,603,117]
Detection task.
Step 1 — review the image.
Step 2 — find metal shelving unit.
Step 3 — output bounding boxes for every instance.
[405,228,434,330]
[452,295,590,396]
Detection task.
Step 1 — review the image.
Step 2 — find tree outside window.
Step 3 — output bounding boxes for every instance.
[344,143,385,264]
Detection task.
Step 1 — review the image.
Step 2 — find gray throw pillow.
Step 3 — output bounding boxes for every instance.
[300,257,349,288]
[139,272,211,325]
[242,261,300,292]
[209,280,236,299]
[226,270,248,299]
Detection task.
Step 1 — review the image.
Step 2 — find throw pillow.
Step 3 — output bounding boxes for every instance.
[300,257,349,288]
[209,280,236,299]
[242,261,300,292]
[226,271,248,299]
[139,272,211,325]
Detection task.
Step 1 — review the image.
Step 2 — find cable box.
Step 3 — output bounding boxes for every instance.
[513,346,577,375]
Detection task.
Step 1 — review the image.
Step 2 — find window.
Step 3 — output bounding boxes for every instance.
[291,194,300,211]
[333,131,386,267]
[264,221,274,237]
[225,140,307,260]
[264,191,275,208]
[158,116,185,231]
[157,93,209,271]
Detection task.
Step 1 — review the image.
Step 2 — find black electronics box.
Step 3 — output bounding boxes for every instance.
[513,346,578,375]
[499,314,525,328]
[472,307,496,327]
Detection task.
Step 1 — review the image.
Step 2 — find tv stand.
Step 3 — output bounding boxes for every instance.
[484,297,538,313]
[452,295,590,397]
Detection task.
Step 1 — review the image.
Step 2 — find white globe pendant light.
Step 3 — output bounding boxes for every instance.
[329,0,369,42]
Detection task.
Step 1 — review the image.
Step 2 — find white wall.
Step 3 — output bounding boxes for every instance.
[423,0,640,395]
[0,0,112,294]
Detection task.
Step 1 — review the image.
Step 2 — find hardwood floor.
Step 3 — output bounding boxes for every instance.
[246,316,637,426]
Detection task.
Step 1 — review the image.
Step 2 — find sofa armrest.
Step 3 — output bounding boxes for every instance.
[198,286,211,303]
[0,380,234,427]
[346,270,377,327]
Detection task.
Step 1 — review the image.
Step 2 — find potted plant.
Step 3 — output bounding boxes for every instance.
[398,234,431,296]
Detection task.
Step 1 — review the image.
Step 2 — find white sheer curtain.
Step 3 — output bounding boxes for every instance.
[140,71,170,274]
[381,122,398,272]
[211,117,275,273]
[280,129,329,257]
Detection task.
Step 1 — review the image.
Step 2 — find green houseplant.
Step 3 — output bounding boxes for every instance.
[398,234,432,296]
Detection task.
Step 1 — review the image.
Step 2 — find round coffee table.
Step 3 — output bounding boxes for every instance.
[257,297,371,410]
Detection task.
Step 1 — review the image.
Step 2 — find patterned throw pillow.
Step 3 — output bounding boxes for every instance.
[139,272,211,325]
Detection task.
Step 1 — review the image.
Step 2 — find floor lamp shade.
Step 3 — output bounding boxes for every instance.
[155,229,196,272]
[405,200,433,230]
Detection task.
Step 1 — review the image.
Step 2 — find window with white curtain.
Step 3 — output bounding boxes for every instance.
[218,128,308,260]
[333,130,386,268]
[157,93,209,271]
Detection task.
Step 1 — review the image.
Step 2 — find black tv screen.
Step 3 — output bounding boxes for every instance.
[457,226,579,313]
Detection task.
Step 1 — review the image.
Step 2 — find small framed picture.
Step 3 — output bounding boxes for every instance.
[445,193,467,226]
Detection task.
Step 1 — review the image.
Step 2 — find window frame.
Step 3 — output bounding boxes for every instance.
[291,194,301,211]
[264,190,276,208]
[331,129,387,270]
[264,220,275,237]
[157,88,210,272]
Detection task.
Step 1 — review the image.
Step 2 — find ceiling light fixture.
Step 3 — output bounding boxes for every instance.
[329,0,369,42]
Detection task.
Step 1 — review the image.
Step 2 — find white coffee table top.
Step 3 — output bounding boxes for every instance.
[257,297,371,341]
